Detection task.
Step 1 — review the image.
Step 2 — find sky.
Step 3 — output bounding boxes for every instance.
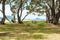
[0,4,46,20]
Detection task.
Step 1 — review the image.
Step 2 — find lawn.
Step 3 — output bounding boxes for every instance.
[0,21,60,40]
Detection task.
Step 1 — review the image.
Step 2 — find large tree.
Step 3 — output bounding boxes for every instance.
[27,0,60,24]
[9,0,29,23]
[47,0,60,24]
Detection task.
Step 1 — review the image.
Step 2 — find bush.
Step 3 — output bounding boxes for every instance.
[31,21,37,24]
[31,34,44,39]
[37,22,46,29]
[38,23,45,27]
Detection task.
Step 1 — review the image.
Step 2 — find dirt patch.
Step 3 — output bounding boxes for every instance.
[46,23,60,28]
[43,33,60,40]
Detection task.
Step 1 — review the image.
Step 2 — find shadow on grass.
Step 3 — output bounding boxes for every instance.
[0,21,60,34]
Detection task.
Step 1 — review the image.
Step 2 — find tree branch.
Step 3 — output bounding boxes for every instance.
[0,9,2,12]
[22,6,38,21]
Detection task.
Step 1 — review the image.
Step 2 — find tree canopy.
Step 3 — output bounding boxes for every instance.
[0,0,60,25]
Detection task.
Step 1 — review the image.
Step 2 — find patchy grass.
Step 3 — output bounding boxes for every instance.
[0,21,60,40]
[31,34,44,39]
[0,21,60,33]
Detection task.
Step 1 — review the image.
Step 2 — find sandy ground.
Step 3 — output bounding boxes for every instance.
[0,33,60,40]
[46,34,60,40]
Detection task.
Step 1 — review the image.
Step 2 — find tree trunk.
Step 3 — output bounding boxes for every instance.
[50,0,60,25]
[0,0,6,24]
[14,15,16,23]
[17,0,23,24]
[50,0,56,24]
[12,15,16,23]
[17,3,21,23]
[55,8,60,24]
[46,9,51,23]
[19,0,23,24]
[53,0,60,24]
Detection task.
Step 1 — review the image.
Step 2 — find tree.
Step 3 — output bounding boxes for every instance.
[48,0,60,24]
[0,0,6,24]
[9,0,28,23]
[26,0,60,25]
[24,0,45,20]
[10,3,16,23]
[37,0,60,24]
[0,0,12,24]
[17,0,23,23]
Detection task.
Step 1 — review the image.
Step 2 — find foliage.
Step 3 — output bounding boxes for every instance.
[0,0,60,24]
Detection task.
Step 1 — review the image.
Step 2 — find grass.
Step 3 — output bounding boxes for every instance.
[0,21,60,33]
[31,34,44,39]
[0,21,60,40]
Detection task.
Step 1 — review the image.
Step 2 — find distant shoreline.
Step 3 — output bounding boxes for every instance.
[5,19,46,21]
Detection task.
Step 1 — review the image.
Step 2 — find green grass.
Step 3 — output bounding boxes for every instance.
[0,21,60,33]
[0,21,60,40]
[31,34,44,39]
